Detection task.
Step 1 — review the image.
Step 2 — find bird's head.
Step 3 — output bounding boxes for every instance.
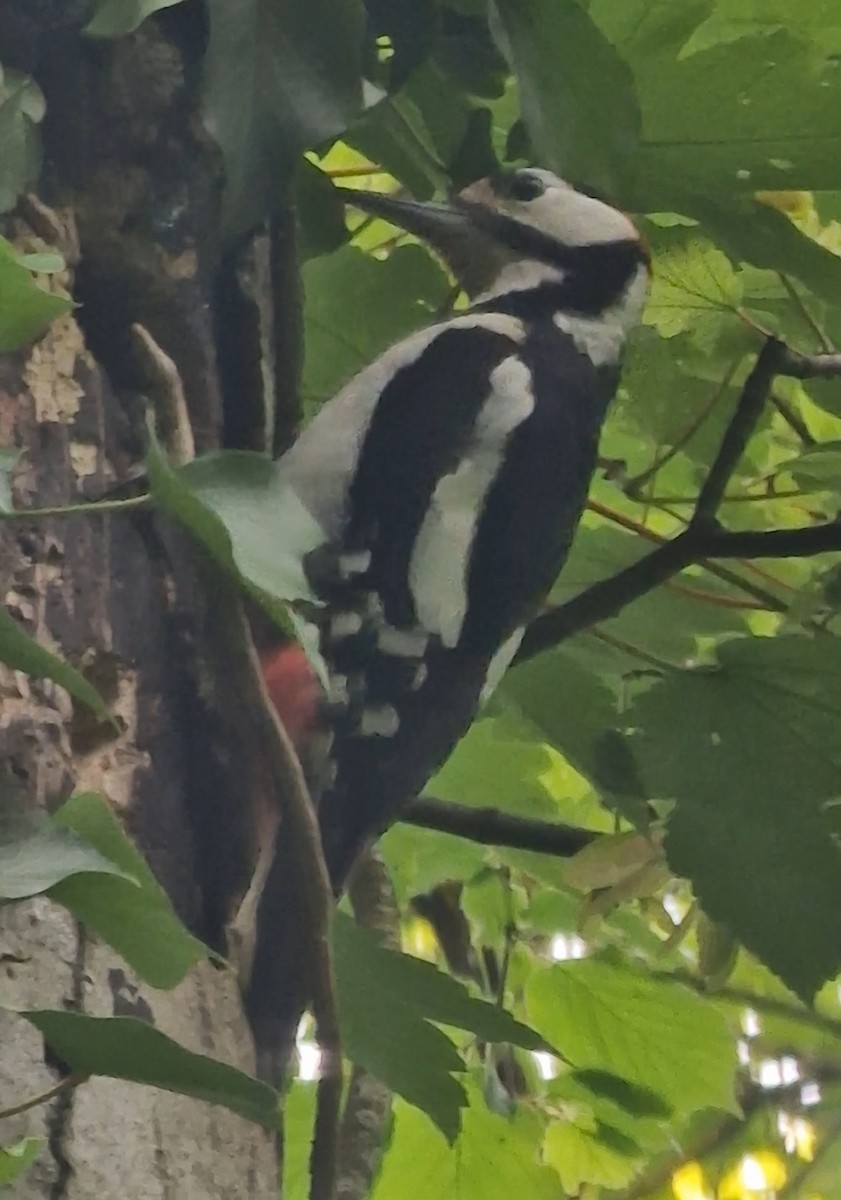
[337,168,649,310]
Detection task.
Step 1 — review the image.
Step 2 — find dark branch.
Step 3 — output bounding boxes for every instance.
[778,346,841,379]
[518,339,841,664]
[402,798,596,857]
[692,338,784,523]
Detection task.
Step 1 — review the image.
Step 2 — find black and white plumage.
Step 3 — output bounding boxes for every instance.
[246,169,649,1073]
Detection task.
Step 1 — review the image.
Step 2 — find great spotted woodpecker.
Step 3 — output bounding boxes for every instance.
[246,169,649,1075]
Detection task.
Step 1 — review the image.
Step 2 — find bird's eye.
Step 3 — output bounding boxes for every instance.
[506,172,546,202]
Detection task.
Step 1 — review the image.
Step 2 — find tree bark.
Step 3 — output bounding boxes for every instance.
[0,8,283,1196]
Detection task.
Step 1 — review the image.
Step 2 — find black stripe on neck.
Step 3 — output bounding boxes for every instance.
[457,201,645,315]
[472,273,633,321]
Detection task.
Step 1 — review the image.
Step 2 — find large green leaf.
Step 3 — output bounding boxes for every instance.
[49,793,208,989]
[371,1092,562,1200]
[0,812,131,902]
[681,1,841,58]
[499,649,620,792]
[0,69,44,215]
[0,605,107,715]
[543,1118,641,1193]
[631,635,841,1001]
[204,0,366,236]
[492,0,641,196]
[175,451,319,605]
[301,243,450,415]
[20,1011,278,1126]
[780,440,841,490]
[0,237,71,352]
[334,911,549,1139]
[616,15,841,202]
[527,958,737,1116]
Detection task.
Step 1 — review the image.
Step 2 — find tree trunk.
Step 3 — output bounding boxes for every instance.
[1,7,282,1195]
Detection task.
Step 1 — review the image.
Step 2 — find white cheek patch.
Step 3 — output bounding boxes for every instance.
[522,187,637,248]
[409,356,535,648]
[475,260,566,302]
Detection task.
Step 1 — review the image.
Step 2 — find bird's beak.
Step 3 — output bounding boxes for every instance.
[335,186,499,296]
[335,186,471,245]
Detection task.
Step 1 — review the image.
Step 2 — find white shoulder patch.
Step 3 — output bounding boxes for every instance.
[409,355,535,648]
[277,312,526,546]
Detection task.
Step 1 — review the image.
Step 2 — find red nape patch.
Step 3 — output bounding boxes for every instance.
[259,643,323,750]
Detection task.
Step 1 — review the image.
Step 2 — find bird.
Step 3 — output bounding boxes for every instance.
[244,168,650,1078]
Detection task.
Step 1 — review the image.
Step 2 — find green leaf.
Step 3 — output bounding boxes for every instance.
[0,70,44,215]
[85,0,187,37]
[645,235,742,350]
[297,159,348,261]
[282,1081,318,1200]
[49,792,208,989]
[626,22,841,200]
[564,834,662,893]
[544,1118,641,1193]
[15,251,65,274]
[492,0,641,196]
[21,1011,278,1126]
[570,1069,672,1121]
[301,244,450,416]
[527,959,738,1116]
[203,0,365,237]
[334,912,549,1139]
[0,1137,43,1186]
[371,1092,562,1200]
[0,813,131,901]
[176,451,319,605]
[427,715,575,822]
[631,636,841,1001]
[781,440,841,489]
[0,236,71,351]
[681,1,841,55]
[499,648,619,790]
[146,437,327,678]
[0,605,107,715]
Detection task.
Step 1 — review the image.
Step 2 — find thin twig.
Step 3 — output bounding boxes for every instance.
[403,798,596,857]
[0,495,151,522]
[336,852,398,1200]
[586,497,787,609]
[0,1073,87,1120]
[590,627,677,671]
[520,338,841,662]
[646,488,803,506]
[778,346,841,379]
[658,970,841,1041]
[779,272,834,354]
[623,359,739,496]
[131,323,195,467]
[211,587,341,1200]
[326,164,387,179]
[770,390,815,447]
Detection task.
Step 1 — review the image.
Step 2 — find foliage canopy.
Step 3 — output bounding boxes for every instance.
[3,1,841,1198]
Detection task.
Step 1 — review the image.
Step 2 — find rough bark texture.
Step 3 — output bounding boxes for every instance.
[0,6,289,1196]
